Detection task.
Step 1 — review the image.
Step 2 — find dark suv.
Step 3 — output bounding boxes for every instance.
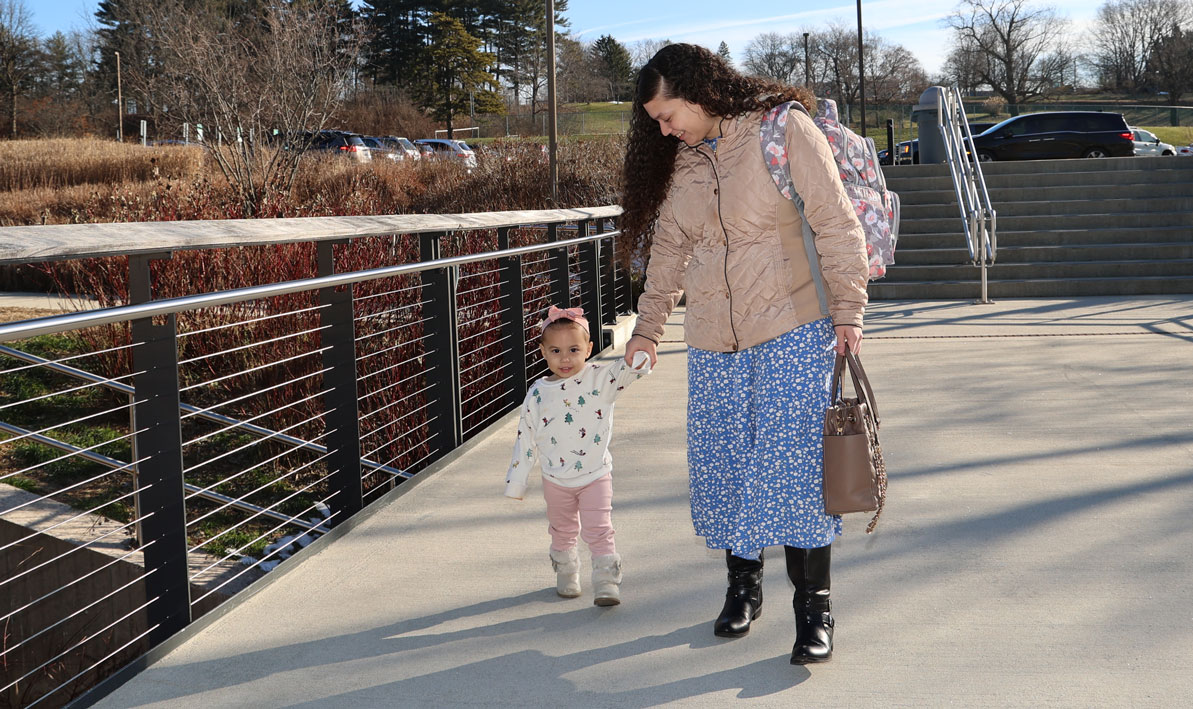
[969,112,1133,162]
[291,130,372,162]
[893,122,996,165]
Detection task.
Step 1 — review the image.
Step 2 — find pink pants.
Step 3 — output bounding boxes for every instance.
[542,473,616,556]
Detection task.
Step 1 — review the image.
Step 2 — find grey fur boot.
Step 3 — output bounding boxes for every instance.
[592,553,622,606]
[549,547,582,598]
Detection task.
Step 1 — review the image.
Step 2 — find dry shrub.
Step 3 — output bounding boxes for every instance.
[334,89,439,140]
[2,136,624,227]
[982,95,1008,117]
[0,139,204,192]
[0,184,109,226]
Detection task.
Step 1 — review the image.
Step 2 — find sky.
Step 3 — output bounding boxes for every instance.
[29,0,1102,76]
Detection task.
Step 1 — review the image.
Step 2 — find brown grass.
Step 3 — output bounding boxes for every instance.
[0,139,205,193]
[0,136,626,231]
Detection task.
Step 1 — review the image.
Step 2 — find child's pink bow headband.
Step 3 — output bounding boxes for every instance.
[540,305,589,333]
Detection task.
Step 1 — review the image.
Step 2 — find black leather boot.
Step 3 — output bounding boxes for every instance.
[785,544,833,664]
[713,549,764,638]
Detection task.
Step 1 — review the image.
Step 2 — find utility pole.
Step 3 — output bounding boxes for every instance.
[856,0,866,137]
[546,0,558,206]
[115,51,123,143]
[803,33,811,88]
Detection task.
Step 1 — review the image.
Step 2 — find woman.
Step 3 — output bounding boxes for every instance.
[620,43,868,664]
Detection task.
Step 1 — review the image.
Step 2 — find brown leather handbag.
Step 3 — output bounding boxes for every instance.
[822,350,887,533]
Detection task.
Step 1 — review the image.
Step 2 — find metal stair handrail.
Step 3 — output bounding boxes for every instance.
[936,85,998,303]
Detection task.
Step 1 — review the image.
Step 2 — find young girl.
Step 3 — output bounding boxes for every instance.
[505,305,650,606]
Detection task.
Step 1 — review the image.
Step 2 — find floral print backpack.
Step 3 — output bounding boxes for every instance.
[761,98,900,280]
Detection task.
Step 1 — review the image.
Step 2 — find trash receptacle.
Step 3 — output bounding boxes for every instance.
[914,86,947,164]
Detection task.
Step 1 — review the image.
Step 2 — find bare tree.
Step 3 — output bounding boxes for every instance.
[942,38,986,94]
[556,35,603,103]
[866,43,929,103]
[125,0,366,215]
[1035,48,1082,94]
[947,0,1071,106]
[628,38,671,70]
[1146,23,1193,103]
[0,0,38,138]
[743,32,804,84]
[1090,0,1193,92]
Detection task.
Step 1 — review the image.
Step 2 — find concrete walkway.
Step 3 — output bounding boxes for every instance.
[92,297,1193,708]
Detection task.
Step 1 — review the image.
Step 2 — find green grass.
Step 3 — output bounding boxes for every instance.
[1143,126,1193,146]
[10,425,131,481]
[5,474,40,492]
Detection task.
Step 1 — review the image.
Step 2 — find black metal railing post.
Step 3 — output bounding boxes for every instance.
[576,220,605,348]
[546,222,571,307]
[317,241,364,521]
[128,253,192,646]
[593,219,616,327]
[613,216,634,314]
[496,227,529,405]
[419,232,463,459]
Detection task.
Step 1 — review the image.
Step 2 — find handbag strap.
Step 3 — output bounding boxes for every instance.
[830,350,881,427]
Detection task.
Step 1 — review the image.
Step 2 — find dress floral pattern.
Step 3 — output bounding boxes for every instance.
[687,319,842,559]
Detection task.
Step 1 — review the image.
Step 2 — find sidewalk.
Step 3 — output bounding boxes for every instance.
[91,297,1193,708]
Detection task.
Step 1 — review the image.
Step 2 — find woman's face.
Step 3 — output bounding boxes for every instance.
[642,93,719,147]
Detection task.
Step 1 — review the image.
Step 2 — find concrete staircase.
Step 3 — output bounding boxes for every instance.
[869,156,1193,299]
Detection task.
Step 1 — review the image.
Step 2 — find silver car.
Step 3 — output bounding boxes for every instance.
[414,138,477,169]
[1130,128,1176,156]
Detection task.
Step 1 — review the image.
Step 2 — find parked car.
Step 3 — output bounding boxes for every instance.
[295,130,372,162]
[893,122,996,165]
[968,111,1133,162]
[381,136,421,161]
[1178,144,1193,157]
[894,139,916,165]
[361,136,398,160]
[1130,127,1176,156]
[414,138,477,168]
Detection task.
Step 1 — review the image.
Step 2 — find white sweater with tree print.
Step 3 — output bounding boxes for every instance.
[505,352,651,498]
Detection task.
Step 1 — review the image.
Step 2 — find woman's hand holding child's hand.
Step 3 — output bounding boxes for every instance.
[626,335,658,368]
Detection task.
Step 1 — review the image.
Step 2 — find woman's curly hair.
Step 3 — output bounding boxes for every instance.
[619,43,815,270]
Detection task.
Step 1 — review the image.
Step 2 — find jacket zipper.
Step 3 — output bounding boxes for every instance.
[692,142,739,351]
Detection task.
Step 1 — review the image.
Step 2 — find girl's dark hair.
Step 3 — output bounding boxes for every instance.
[618,43,815,270]
[541,318,590,341]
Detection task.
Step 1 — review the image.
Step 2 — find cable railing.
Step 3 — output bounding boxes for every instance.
[0,207,630,707]
[936,85,999,304]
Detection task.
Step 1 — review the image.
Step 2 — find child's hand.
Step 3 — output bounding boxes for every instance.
[625,335,657,368]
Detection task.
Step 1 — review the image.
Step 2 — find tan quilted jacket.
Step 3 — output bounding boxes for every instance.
[632,107,869,352]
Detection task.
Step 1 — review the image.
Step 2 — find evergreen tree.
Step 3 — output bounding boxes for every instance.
[360,0,437,88]
[38,32,86,97]
[410,12,498,136]
[717,41,732,66]
[590,34,631,101]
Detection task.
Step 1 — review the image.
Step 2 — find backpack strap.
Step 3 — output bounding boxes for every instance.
[760,101,830,320]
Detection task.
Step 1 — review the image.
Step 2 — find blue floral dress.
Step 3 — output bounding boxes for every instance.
[687,318,842,560]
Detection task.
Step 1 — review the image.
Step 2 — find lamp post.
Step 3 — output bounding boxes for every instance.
[545,0,558,206]
[115,50,123,143]
[856,0,866,137]
[803,32,811,88]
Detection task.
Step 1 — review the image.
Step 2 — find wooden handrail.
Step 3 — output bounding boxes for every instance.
[0,206,624,264]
